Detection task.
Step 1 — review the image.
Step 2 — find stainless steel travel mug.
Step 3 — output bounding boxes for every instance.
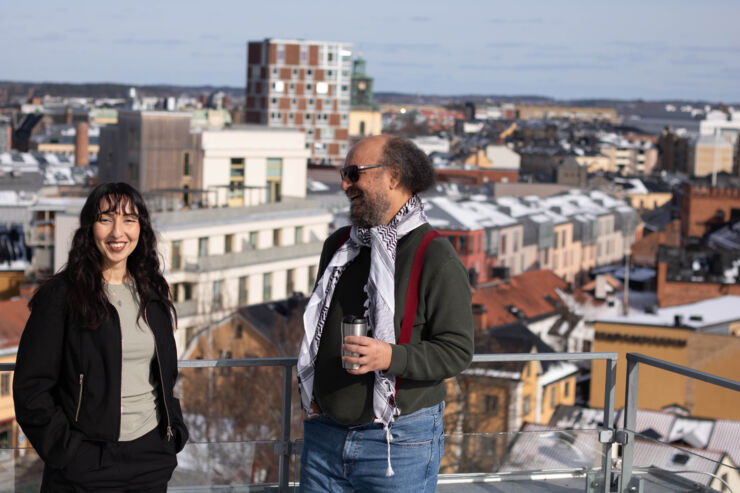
[341,315,368,370]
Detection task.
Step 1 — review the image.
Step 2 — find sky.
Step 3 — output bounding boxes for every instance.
[2,0,739,102]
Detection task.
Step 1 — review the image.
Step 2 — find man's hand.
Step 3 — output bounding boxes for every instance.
[342,336,392,375]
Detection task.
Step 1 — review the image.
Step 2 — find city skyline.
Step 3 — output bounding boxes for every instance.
[1,0,739,102]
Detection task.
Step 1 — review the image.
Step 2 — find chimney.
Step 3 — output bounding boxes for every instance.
[65,106,73,125]
[75,122,89,166]
[472,304,488,331]
[223,95,229,108]
[5,124,11,151]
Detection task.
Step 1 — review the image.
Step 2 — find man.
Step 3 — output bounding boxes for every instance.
[297,135,474,492]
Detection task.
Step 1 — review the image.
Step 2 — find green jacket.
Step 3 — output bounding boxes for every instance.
[312,223,475,426]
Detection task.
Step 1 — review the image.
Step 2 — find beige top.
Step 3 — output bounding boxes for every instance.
[106,282,159,441]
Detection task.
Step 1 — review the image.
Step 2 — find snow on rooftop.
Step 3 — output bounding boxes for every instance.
[596,295,740,329]
[424,197,487,230]
[539,361,579,387]
[307,180,330,192]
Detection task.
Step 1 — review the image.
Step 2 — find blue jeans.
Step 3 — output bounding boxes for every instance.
[299,402,445,493]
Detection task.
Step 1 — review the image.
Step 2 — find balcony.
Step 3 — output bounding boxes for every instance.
[1,353,737,492]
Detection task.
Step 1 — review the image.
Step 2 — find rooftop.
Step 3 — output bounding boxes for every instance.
[595,295,740,330]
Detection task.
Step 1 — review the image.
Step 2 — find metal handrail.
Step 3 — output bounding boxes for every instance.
[620,352,740,493]
[1,352,619,493]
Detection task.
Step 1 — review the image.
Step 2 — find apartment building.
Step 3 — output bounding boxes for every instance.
[99,112,310,208]
[590,295,740,421]
[425,190,637,288]
[246,38,353,164]
[155,199,331,352]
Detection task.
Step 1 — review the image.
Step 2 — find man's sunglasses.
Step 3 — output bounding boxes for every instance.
[339,164,391,183]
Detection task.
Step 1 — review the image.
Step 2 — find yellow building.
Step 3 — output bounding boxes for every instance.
[348,109,382,137]
[691,135,734,177]
[516,105,618,123]
[590,296,740,420]
[0,297,28,450]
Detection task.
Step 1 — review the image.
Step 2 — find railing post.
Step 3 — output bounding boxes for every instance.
[600,356,617,493]
[620,357,639,493]
[278,364,293,493]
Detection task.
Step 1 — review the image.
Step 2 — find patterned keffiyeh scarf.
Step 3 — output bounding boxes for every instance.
[297,195,427,474]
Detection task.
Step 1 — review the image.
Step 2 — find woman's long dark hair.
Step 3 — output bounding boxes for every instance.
[37,182,176,329]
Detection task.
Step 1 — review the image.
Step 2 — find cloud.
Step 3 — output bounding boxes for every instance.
[680,44,740,54]
[377,61,434,69]
[458,62,611,72]
[360,41,444,54]
[486,42,529,49]
[113,37,185,46]
[488,17,543,25]
[30,33,67,42]
[669,55,719,66]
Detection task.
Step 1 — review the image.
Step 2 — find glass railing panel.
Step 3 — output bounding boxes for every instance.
[177,365,301,489]
[627,432,739,493]
[437,429,607,489]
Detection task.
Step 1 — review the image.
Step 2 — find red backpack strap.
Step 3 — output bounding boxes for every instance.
[395,230,440,398]
[332,226,352,255]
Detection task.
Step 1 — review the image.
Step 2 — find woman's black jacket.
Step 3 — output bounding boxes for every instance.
[13,275,189,469]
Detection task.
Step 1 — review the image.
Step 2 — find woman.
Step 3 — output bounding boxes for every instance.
[13,182,189,492]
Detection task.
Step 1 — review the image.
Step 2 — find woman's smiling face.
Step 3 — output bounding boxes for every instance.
[92,196,140,279]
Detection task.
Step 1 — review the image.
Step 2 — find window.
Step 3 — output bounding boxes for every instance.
[183,151,191,176]
[295,226,304,244]
[198,237,208,257]
[266,157,283,203]
[183,184,190,206]
[263,272,272,301]
[0,373,10,396]
[171,240,182,270]
[229,158,245,204]
[127,162,138,181]
[273,228,281,246]
[500,234,507,255]
[484,394,499,415]
[550,386,556,409]
[287,268,296,295]
[316,82,328,94]
[562,230,566,248]
[513,231,519,253]
[249,231,258,249]
[212,280,222,308]
[224,234,234,253]
[238,275,249,306]
[458,236,468,253]
[564,381,570,398]
[523,395,531,416]
[183,283,192,300]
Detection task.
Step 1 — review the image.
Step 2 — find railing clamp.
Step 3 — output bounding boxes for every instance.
[615,430,629,445]
[273,441,292,456]
[598,429,614,444]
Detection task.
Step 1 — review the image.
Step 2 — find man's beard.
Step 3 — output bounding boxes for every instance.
[348,188,390,228]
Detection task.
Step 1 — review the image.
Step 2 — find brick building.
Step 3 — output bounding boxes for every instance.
[680,184,740,238]
[245,38,352,165]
